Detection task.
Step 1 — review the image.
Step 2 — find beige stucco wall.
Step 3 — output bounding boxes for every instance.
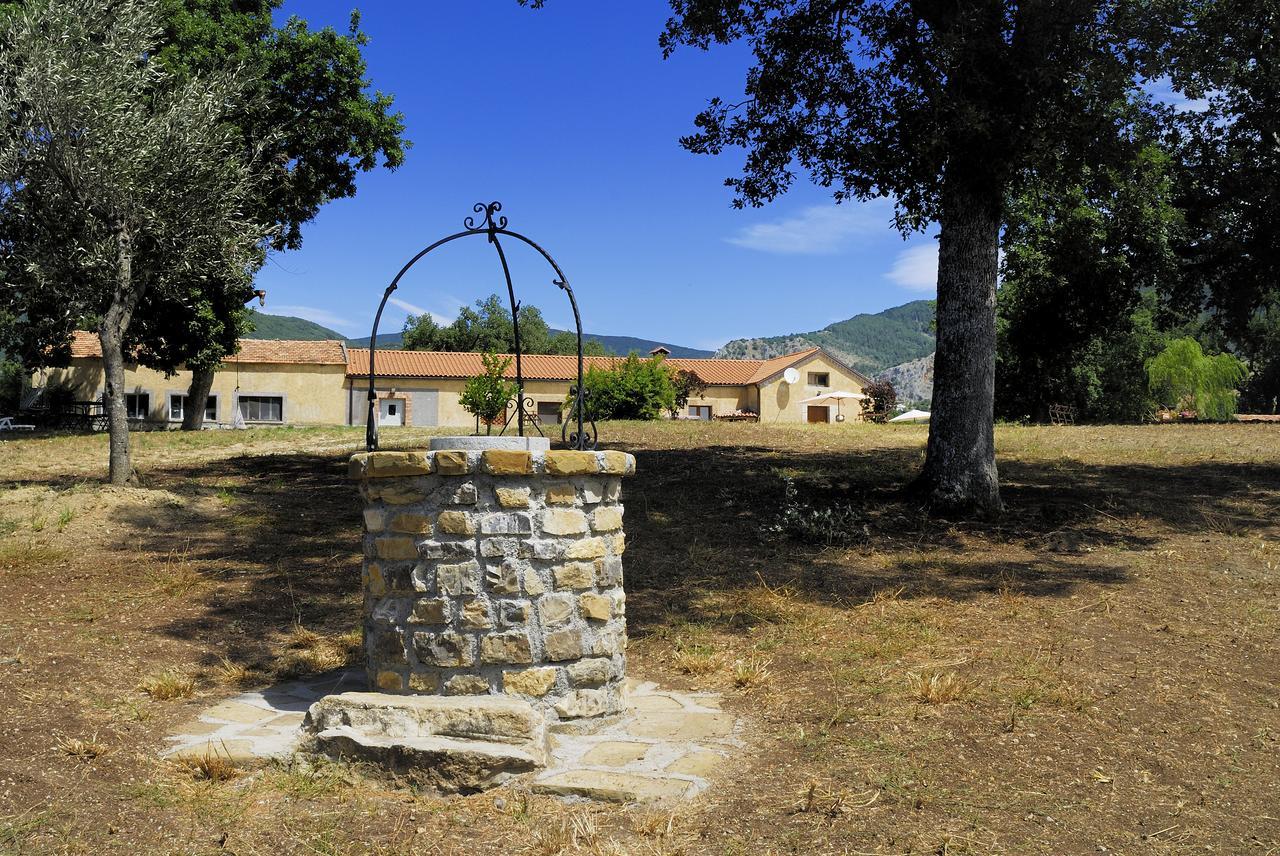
[756,353,871,424]
[348,377,577,429]
[39,358,348,426]
[682,386,753,418]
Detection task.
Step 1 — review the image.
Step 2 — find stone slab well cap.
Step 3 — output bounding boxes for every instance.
[429,436,551,452]
[349,449,636,479]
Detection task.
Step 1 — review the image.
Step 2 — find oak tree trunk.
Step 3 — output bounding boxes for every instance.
[100,221,146,486]
[914,173,1004,516]
[181,366,216,431]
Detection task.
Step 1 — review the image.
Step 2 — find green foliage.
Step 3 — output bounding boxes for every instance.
[764,477,868,547]
[459,351,518,431]
[240,310,343,341]
[577,354,675,421]
[860,381,897,424]
[996,142,1182,423]
[1238,307,1280,414]
[1164,0,1280,410]
[0,359,25,413]
[0,0,265,365]
[1147,337,1247,421]
[403,294,607,356]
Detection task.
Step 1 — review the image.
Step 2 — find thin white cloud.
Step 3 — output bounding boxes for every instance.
[387,297,427,315]
[260,304,362,335]
[1146,75,1211,114]
[386,297,455,325]
[726,202,889,254]
[886,244,937,292]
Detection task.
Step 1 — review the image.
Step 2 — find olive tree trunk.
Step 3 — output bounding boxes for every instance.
[100,221,145,486]
[914,175,1003,516]
[181,366,216,430]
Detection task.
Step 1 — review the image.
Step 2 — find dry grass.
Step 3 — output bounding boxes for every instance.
[275,624,360,679]
[0,421,1276,855]
[56,734,107,760]
[176,747,240,782]
[147,541,204,598]
[210,656,257,688]
[731,654,772,688]
[670,647,722,676]
[907,669,972,705]
[138,668,196,701]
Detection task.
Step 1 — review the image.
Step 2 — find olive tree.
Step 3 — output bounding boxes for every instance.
[0,0,265,483]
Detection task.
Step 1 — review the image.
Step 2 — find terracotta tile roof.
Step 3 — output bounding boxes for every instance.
[348,349,615,381]
[747,347,823,384]
[67,330,347,365]
[346,347,822,386]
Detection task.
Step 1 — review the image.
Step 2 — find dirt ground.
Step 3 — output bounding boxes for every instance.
[0,421,1276,855]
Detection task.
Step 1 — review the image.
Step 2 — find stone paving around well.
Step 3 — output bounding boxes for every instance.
[162,671,741,803]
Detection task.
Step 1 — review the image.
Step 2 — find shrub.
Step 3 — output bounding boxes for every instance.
[576,354,675,420]
[861,380,898,423]
[764,476,869,546]
[1147,338,1247,421]
[460,351,519,432]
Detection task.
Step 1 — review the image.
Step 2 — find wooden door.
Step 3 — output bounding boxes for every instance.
[807,405,829,424]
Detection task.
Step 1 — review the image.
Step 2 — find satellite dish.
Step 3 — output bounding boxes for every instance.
[782,367,800,384]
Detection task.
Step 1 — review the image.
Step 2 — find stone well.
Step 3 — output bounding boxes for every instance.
[349,440,635,721]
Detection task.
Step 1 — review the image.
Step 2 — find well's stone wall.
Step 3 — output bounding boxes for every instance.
[349,448,635,720]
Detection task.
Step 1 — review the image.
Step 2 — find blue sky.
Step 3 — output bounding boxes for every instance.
[255,1,938,350]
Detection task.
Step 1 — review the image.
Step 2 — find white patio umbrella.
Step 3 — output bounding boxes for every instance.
[798,390,868,421]
[889,408,931,423]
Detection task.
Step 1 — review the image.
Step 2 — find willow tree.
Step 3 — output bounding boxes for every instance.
[0,0,265,483]
[658,0,1167,515]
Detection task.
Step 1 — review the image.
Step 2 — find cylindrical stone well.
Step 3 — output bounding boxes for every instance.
[349,441,635,721]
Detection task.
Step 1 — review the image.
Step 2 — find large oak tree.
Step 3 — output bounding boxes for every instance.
[659,0,1168,515]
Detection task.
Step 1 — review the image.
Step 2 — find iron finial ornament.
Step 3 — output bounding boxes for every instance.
[364,201,596,453]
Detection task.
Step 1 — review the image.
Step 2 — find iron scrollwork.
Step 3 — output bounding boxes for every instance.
[563,385,598,450]
[501,395,544,439]
[364,202,596,452]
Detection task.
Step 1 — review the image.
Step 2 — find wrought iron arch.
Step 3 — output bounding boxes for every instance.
[364,202,596,452]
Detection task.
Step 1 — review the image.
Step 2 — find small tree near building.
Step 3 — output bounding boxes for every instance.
[861,381,898,424]
[460,351,518,434]
[1147,338,1247,422]
[669,368,708,417]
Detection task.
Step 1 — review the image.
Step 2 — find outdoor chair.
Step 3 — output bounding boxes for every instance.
[0,416,37,432]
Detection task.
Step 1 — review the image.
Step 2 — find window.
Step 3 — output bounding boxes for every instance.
[237,395,283,423]
[124,393,150,420]
[169,394,217,423]
[807,372,830,387]
[537,401,562,425]
[688,405,712,420]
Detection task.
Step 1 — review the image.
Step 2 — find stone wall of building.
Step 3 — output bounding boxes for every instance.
[349,448,635,720]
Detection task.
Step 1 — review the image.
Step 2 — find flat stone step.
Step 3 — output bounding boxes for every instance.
[313,726,543,793]
[305,692,547,758]
[531,769,695,802]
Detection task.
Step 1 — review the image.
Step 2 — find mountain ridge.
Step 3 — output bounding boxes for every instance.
[715,300,936,375]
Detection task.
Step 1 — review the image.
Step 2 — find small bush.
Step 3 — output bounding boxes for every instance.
[861,380,898,423]
[765,477,869,546]
[577,354,675,421]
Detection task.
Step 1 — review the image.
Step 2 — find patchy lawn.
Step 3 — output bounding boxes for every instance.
[0,421,1276,855]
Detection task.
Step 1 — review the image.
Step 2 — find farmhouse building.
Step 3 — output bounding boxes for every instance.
[37,331,871,427]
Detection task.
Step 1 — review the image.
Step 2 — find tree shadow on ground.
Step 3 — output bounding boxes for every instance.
[108,440,1279,668]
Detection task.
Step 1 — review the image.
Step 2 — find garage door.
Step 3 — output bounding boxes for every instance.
[412,390,438,426]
